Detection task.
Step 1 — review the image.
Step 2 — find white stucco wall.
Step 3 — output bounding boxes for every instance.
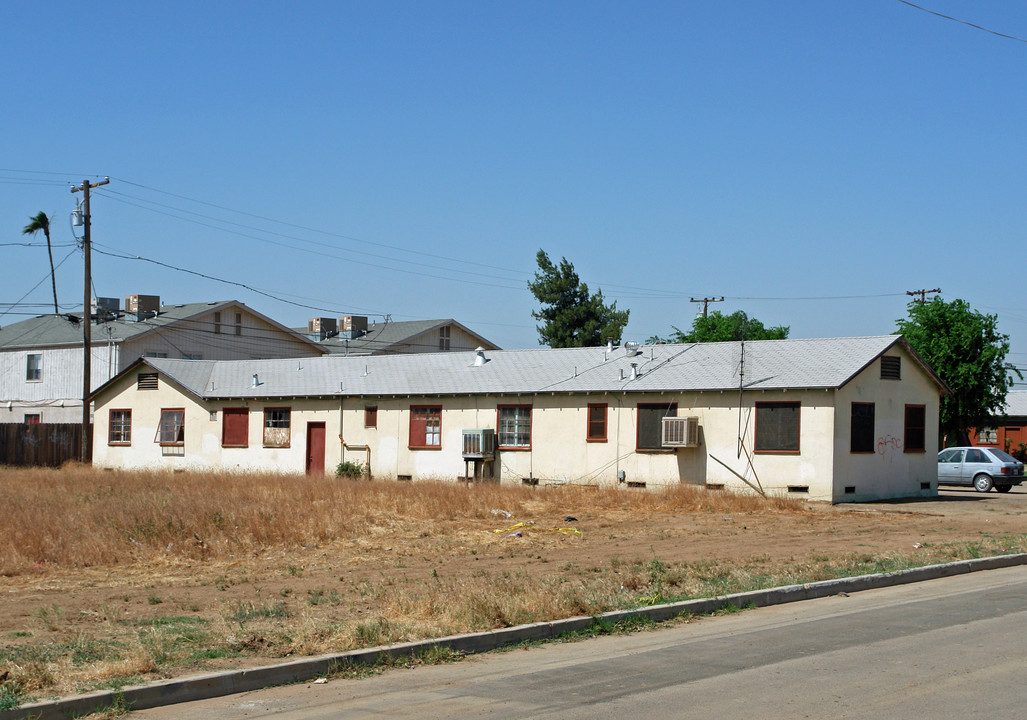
[93,369,340,474]
[339,391,841,500]
[832,346,941,502]
[92,347,944,503]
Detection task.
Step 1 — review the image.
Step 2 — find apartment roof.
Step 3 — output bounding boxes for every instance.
[313,319,500,356]
[998,391,1027,419]
[0,301,323,353]
[105,335,947,401]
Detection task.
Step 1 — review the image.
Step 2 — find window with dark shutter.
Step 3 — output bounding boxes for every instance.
[637,403,677,451]
[755,402,801,453]
[904,405,926,452]
[222,408,249,447]
[587,403,608,442]
[850,403,875,453]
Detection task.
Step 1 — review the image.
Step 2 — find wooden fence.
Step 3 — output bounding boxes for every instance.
[0,423,90,467]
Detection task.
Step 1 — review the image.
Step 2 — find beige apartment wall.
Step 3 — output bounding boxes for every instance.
[93,369,339,474]
[118,306,317,369]
[833,345,941,502]
[339,391,839,500]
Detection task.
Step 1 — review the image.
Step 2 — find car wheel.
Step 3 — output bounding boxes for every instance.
[996,484,1013,493]
[973,474,993,493]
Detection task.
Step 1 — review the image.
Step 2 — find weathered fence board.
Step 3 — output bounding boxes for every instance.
[0,423,90,467]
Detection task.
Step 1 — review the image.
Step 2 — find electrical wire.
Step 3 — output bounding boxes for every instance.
[896,1,1027,43]
[96,188,529,287]
[0,249,78,321]
[91,244,388,318]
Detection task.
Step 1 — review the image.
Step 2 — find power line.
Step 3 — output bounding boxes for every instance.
[91,244,389,319]
[96,188,529,286]
[108,176,535,278]
[896,1,1027,44]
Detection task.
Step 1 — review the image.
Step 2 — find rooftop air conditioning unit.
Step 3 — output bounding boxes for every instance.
[462,429,496,459]
[662,417,700,448]
[125,294,160,314]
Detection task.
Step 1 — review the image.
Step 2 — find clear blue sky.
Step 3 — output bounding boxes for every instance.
[3,1,1026,375]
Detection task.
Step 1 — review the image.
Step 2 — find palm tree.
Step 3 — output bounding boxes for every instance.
[22,211,58,314]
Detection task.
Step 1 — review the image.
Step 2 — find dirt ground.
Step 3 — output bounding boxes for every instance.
[3,486,1026,697]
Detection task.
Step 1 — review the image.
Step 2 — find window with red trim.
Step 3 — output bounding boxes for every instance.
[904,405,926,452]
[637,403,677,451]
[587,403,607,442]
[222,408,249,447]
[109,409,131,444]
[498,405,532,448]
[754,402,800,453]
[155,409,185,446]
[409,406,441,449]
[263,408,291,447]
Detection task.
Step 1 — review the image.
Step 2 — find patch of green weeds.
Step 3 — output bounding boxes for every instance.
[0,683,24,712]
[228,601,290,623]
[32,603,64,631]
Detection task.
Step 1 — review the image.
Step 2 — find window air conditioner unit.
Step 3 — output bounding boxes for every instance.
[662,417,700,448]
[462,429,496,458]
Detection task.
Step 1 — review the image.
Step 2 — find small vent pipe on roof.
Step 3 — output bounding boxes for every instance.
[474,347,487,367]
[252,373,259,388]
[630,362,639,380]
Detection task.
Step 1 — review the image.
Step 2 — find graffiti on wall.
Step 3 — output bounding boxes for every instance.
[877,435,902,455]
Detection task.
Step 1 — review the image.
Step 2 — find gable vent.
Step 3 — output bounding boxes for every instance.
[137,372,158,390]
[881,355,901,380]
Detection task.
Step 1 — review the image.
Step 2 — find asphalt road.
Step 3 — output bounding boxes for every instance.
[132,564,1027,720]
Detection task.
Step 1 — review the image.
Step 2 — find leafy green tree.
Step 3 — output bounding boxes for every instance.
[528,250,629,348]
[22,211,58,314]
[653,310,789,344]
[897,297,1020,446]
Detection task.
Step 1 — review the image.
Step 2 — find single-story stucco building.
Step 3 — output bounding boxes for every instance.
[90,335,947,503]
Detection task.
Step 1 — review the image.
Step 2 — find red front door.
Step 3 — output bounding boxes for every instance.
[306,422,326,475]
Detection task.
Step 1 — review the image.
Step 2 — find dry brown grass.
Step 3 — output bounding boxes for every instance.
[1,464,1023,708]
[0,464,799,576]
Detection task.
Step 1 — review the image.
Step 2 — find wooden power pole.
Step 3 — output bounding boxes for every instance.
[71,177,109,463]
[690,296,724,318]
[906,288,941,304]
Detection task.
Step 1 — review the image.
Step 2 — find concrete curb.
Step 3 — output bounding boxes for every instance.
[4,552,1026,720]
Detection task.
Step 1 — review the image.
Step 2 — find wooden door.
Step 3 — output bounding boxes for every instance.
[306,422,326,475]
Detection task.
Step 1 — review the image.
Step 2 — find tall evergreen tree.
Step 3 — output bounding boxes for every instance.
[528,250,629,348]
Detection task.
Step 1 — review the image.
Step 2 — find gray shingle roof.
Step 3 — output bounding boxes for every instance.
[0,302,322,352]
[311,319,499,355]
[999,392,1027,418]
[132,335,942,401]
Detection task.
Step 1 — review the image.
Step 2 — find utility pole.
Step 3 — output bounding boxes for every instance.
[690,296,724,318]
[71,177,109,463]
[906,288,941,304]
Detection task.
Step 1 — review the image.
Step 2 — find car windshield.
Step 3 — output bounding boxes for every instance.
[986,448,1018,463]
